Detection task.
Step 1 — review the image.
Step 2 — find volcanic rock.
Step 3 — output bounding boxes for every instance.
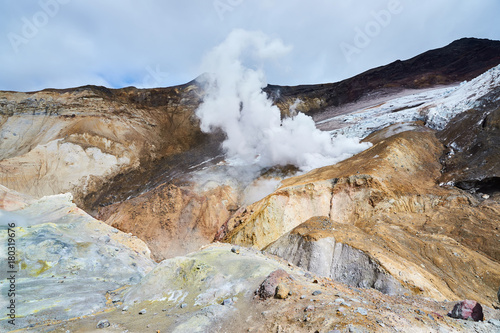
[5,241,498,332]
[222,298,234,306]
[96,319,110,329]
[438,85,500,199]
[265,216,405,295]
[265,38,500,116]
[223,129,500,305]
[98,180,238,261]
[448,300,484,321]
[0,186,154,330]
[356,307,368,316]
[274,283,290,299]
[257,269,291,300]
[304,305,314,312]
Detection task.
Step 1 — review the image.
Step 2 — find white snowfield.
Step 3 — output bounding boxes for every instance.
[322,64,500,139]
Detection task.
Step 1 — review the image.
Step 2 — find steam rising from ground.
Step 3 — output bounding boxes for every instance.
[196,29,370,171]
[241,177,282,206]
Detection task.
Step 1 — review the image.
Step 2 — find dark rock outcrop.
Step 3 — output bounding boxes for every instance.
[265,38,500,115]
[438,86,500,198]
[448,300,484,321]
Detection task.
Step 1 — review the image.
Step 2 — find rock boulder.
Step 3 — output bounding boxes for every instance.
[448,300,484,321]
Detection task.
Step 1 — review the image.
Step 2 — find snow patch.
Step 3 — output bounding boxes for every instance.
[324,65,500,138]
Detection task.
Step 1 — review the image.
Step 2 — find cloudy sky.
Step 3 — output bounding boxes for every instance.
[1,0,499,92]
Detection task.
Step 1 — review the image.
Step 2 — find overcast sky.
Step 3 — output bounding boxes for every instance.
[1,0,499,92]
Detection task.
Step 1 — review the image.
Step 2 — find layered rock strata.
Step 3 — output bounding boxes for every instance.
[265,216,406,295]
[222,127,500,306]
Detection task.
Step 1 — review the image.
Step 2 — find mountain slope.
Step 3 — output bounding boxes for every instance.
[1,38,500,332]
[265,37,500,116]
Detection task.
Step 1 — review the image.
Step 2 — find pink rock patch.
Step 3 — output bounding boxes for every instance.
[447,300,484,321]
[256,269,291,300]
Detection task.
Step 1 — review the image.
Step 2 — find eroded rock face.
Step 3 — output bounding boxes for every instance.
[98,180,238,262]
[96,165,292,261]
[2,40,498,211]
[224,129,445,248]
[223,128,500,306]
[0,83,207,209]
[265,216,405,295]
[438,86,500,198]
[0,186,155,330]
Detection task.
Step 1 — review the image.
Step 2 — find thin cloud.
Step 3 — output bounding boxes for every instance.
[0,0,499,91]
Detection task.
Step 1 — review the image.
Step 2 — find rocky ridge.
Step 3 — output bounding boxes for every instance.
[221,127,500,307]
[0,82,211,212]
[265,37,500,117]
[0,38,499,332]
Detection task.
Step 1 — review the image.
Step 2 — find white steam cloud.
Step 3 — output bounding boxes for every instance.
[196,29,371,171]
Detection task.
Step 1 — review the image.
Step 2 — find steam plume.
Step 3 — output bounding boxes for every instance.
[196,29,370,171]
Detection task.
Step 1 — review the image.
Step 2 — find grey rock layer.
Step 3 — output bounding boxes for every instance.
[266,232,405,295]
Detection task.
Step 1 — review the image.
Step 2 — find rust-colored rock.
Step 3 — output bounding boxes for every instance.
[0,82,209,210]
[223,128,500,306]
[98,181,238,262]
[257,269,291,300]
